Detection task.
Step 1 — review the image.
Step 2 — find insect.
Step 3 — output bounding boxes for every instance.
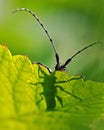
[12,8,102,110]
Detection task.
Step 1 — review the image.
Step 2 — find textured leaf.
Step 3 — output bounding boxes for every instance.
[0,45,39,118]
[0,44,104,130]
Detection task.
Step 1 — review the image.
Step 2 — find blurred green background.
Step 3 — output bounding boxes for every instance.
[0,0,104,82]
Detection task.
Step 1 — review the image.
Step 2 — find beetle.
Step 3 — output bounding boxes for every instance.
[12,8,102,110]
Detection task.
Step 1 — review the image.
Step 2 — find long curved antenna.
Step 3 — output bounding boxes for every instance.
[12,8,60,65]
[61,42,102,69]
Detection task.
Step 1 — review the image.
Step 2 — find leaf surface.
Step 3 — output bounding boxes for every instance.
[0,44,104,130]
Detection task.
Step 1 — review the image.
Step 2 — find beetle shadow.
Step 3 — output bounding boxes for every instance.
[30,65,82,111]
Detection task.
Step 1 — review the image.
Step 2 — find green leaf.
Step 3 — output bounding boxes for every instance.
[0,44,104,130]
[0,45,39,118]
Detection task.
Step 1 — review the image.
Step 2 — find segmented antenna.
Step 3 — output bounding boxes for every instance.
[12,8,60,65]
[60,42,102,70]
[12,8,102,72]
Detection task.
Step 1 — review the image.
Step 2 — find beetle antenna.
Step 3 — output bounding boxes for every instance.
[62,42,102,68]
[12,8,60,65]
